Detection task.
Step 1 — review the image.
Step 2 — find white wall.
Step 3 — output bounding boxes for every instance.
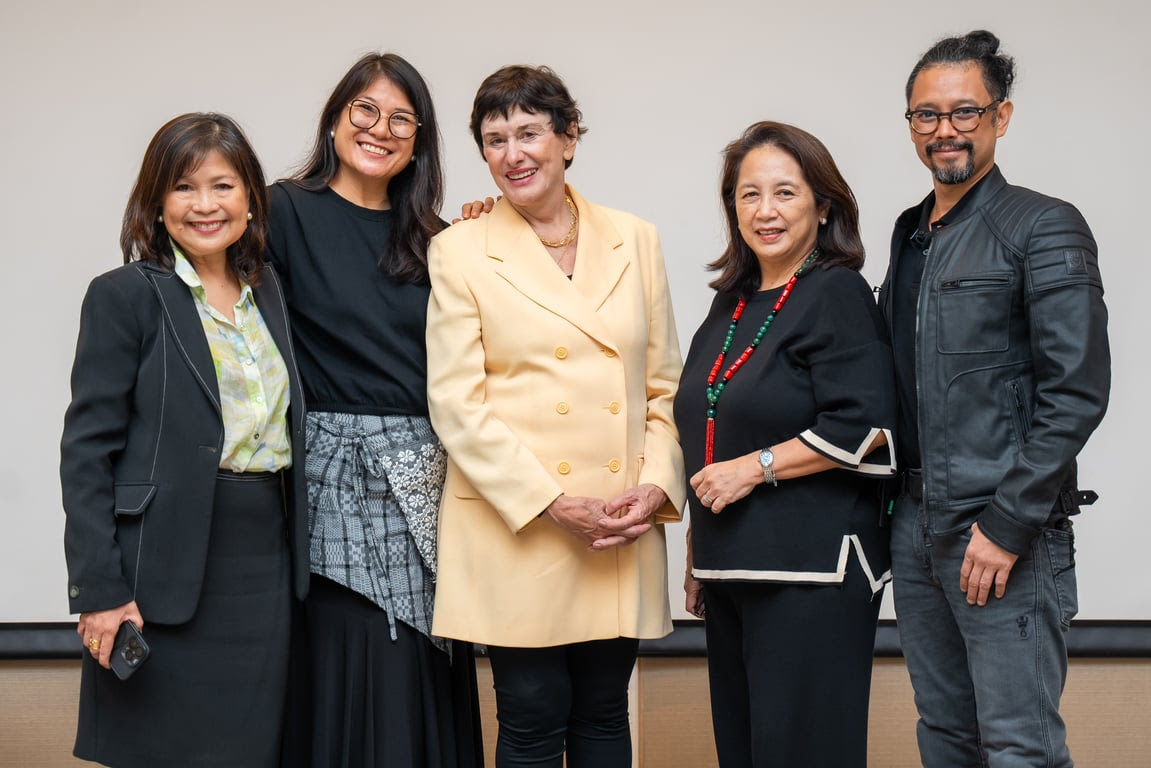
[1,0,1145,622]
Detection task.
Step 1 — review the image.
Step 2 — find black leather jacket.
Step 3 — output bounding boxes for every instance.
[879,166,1110,554]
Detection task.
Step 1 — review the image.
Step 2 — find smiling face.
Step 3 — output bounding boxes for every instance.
[480,107,576,219]
[331,75,416,201]
[734,145,828,286]
[161,149,249,265]
[908,63,1012,192]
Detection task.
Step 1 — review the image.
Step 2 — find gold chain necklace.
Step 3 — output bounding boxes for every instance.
[539,195,579,248]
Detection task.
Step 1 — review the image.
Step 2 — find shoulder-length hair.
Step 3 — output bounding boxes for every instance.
[286,52,444,285]
[121,112,268,284]
[709,121,865,297]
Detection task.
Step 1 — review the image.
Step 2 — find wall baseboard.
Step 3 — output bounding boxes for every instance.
[639,619,1151,658]
[5,618,1151,660]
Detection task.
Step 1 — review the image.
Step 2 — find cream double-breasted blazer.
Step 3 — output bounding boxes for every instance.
[426,187,685,647]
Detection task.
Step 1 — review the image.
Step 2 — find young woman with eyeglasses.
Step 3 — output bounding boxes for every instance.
[268,52,483,768]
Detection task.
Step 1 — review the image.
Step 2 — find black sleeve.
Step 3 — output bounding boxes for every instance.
[796,270,898,475]
[60,271,143,614]
[979,202,1109,553]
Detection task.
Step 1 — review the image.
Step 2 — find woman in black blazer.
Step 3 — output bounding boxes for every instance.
[60,113,308,767]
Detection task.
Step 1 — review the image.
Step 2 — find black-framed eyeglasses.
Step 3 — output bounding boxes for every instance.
[347,99,420,139]
[905,99,1003,135]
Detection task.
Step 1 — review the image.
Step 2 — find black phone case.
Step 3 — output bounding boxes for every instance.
[110,621,150,680]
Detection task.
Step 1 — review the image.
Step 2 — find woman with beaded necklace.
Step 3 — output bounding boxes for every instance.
[674,121,897,767]
[426,65,685,768]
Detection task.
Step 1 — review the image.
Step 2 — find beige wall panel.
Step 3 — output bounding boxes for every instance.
[0,661,85,768]
[4,657,1150,767]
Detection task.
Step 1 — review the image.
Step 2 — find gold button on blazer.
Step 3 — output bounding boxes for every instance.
[427,188,685,647]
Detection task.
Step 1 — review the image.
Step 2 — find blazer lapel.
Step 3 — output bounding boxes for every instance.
[252,265,306,433]
[486,188,629,351]
[138,264,222,413]
[251,267,291,367]
[568,187,629,312]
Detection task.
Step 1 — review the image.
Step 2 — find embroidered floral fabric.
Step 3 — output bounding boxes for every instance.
[304,411,449,653]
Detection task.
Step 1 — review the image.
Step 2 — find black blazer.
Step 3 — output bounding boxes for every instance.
[61,261,309,624]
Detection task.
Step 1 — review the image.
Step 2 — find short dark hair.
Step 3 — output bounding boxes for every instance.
[905,30,1016,104]
[470,65,587,169]
[709,121,865,297]
[288,52,444,284]
[121,113,267,285]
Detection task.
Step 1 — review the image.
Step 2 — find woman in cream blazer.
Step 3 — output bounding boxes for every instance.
[427,65,684,767]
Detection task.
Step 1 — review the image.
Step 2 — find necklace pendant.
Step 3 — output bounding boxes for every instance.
[705,418,716,466]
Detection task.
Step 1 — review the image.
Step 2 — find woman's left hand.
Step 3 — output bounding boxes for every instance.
[591,484,667,550]
[689,453,761,514]
[77,600,143,670]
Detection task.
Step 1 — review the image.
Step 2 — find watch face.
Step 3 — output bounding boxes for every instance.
[759,447,777,486]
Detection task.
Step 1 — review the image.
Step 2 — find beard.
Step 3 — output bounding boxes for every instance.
[927,140,975,185]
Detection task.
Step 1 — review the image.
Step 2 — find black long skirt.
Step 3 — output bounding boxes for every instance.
[282,575,484,768]
[74,471,291,767]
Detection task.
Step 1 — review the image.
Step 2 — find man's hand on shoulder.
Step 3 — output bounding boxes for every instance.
[959,522,1019,606]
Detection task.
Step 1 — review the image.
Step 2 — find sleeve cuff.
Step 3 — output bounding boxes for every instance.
[977,502,1039,556]
[798,427,896,476]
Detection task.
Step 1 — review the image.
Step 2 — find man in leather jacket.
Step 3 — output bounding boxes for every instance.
[879,30,1110,767]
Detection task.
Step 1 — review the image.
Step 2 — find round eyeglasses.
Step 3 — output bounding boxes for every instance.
[347,99,420,139]
[905,99,1002,135]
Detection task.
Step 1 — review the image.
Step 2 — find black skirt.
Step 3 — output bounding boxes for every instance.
[75,471,291,767]
[282,575,484,768]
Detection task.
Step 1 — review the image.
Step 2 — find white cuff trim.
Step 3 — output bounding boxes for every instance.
[692,534,892,596]
[800,427,897,476]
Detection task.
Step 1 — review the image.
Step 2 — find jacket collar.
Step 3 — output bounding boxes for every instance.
[898,164,1008,232]
[250,266,291,372]
[136,261,222,412]
[484,186,629,352]
[251,265,306,432]
[954,163,1008,219]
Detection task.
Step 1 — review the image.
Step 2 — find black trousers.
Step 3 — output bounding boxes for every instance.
[702,560,883,768]
[486,637,639,768]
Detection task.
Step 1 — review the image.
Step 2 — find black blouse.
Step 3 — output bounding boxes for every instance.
[267,182,438,417]
[673,265,897,587]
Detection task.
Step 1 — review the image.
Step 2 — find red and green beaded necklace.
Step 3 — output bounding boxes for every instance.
[704,249,818,465]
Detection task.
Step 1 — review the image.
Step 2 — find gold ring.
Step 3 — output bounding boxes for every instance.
[88,638,99,651]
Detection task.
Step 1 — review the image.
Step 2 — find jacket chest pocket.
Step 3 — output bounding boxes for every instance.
[935,272,1014,354]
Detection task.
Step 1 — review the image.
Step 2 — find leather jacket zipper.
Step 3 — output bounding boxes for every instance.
[1009,379,1030,446]
[940,275,1011,289]
[914,230,933,485]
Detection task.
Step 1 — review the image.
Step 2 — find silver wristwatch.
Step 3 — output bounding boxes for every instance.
[759,447,777,487]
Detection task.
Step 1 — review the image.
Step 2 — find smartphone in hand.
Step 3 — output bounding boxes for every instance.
[110,621,150,680]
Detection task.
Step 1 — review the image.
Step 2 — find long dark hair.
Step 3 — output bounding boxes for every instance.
[287,52,444,284]
[121,113,267,284]
[709,121,864,297]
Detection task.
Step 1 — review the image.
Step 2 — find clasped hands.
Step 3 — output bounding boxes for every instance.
[544,484,667,551]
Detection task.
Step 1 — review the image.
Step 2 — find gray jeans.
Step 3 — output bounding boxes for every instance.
[891,492,1077,767]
